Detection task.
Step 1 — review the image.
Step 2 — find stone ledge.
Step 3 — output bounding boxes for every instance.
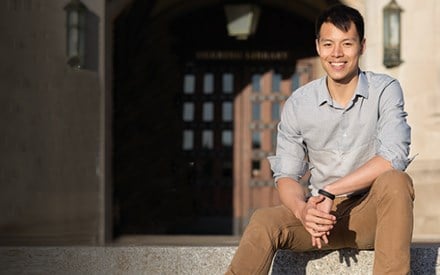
[0,245,438,274]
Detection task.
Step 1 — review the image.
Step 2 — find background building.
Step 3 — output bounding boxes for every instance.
[1,0,439,245]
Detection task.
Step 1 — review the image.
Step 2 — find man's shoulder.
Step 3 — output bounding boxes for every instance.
[289,76,324,102]
[363,71,398,88]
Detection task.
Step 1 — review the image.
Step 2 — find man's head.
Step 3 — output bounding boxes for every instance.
[315,4,364,42]
[315,5,366,85]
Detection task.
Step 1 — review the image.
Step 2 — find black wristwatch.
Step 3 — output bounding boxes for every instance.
[318,189,336,200]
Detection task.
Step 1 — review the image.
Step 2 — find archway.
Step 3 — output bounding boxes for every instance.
[112,0,339,237]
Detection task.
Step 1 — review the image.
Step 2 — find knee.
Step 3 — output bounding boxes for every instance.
[247,206,290,233]
[249,207,277,228]
[372,170,415,201]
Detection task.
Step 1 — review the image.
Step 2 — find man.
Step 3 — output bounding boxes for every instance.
[226,4,414,275]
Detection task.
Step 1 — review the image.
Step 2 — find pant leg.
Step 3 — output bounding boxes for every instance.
[225,205,314,275]
[333,170,415,275]
[226,170,414,275]
[225,201,359,275]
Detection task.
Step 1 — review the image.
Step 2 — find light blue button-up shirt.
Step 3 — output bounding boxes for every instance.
[268,71,411,195]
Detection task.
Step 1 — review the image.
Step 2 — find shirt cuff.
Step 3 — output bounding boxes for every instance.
[377,150,409,171]
[267,155,308,182]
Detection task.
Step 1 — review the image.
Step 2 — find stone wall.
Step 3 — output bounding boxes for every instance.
[0,0,106,245]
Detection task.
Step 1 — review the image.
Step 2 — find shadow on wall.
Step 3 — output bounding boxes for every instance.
[84,9,99,71]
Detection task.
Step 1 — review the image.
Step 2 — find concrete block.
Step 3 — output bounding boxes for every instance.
[0,245,438,274]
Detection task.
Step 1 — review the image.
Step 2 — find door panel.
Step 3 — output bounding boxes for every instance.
[179,67,235,234]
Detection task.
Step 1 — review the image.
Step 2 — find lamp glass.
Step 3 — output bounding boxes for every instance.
[64,0,86,69]
[383,0,403,68]
[224,4,260,40]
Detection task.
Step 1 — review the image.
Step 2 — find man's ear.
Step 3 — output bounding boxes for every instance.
[360,38,366,55]
[315,39,321,55]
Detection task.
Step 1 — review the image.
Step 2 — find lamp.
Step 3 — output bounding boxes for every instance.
[64,0,87,69]
[383,0,403,68]
[224,4,260,40]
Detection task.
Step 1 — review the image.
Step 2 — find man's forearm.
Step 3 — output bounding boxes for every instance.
[277,177,308,219]
[324,155,393,196]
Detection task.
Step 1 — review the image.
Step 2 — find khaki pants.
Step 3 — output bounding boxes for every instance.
[226,170,415,275]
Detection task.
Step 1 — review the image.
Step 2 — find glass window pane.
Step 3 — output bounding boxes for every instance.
[182,130,193,150]
[292,73,300,91]
[252,102,260,121]
[222,130,233,147]
[203,102,214,121]
[272,74,281,92]
[252,131,261,149]
[223,73,234,93]
[252,160,260,177]
[183,102,194,121]
[222,102,233,121]
[222,161,232,177]
[252,74,261,92]
[184,74,195,94]
[203,73,214,94]
[272,130,278,149]
[272,102,280,120]
[202,130,214,149]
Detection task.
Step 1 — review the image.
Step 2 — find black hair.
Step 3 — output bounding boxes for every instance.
[315,4,364,41]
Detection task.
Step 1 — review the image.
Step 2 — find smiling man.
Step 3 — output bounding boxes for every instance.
[225,4,414,275]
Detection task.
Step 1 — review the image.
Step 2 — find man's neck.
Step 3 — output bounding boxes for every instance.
[326,73,360,108]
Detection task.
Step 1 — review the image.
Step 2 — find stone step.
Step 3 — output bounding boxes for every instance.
[0,245,439,274]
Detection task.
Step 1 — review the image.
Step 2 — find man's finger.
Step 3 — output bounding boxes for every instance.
[308,195,325,205]
[321,234,329,245]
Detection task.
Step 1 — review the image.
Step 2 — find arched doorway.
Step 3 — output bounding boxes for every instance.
[112,0,339,237]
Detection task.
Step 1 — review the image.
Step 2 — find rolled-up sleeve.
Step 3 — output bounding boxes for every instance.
[376,80,411,170]
[268,98,308,183]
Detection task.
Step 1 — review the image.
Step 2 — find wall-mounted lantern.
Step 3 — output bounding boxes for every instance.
[383,0,403,68]
[64,0,87,69]
[224,4,260,40]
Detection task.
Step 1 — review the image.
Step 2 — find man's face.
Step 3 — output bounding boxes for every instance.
[316,22,365,85]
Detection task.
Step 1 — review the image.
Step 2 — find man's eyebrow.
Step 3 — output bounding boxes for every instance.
[318,37,358,42]
[318,38,333,43]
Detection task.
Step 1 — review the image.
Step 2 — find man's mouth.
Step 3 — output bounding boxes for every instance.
[330,62,346,69]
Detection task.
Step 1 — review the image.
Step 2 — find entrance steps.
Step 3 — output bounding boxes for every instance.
[1,245,439,274]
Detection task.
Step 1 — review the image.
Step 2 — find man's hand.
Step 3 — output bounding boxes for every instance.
[315,195,335,246]
[299,196,336,249]
[316,195,334,216]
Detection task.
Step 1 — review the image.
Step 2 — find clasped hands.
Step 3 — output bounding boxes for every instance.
[299,195,336,249]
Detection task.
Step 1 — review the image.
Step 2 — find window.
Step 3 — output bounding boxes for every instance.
[252,160,261,177]
[184,74,195,94]
[272,102,280,121]
[271,130,278,149]
[292,73,300,91]
[203,73,214,94]
[182,130,194,150]
[252,131,261,149]
[223,73,233,94]
[222,161,232,177]
[202,130,214,149]
[222,102,233,121]
[252,74,261,92]
[272,73,281,92]
[182,102,194,121]
[203,102,214,121]
[252,102,260,121]
[222,130,233,147]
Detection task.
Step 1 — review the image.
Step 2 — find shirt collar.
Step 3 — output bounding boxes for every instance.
[318,70,369,106]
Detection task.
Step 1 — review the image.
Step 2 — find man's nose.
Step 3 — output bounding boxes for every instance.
[332,45,343,57]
